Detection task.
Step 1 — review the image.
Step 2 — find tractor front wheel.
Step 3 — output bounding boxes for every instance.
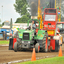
[35,43,40,53]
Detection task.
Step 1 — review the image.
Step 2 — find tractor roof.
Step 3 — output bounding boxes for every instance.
[57,22,64,24]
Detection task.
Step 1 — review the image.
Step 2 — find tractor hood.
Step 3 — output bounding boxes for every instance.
[22,30,34,41]
[23,30,34,33]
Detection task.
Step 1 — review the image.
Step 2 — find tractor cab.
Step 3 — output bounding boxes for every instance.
[27,19,39,29]
[27,19,40,34]
[43,8,58,36]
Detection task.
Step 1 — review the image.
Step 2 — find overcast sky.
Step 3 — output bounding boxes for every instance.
[0,0,20,24]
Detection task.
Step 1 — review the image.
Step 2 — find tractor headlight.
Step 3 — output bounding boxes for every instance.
[22,41,24,43]
[28,41,30,43]
[48,37,50,39]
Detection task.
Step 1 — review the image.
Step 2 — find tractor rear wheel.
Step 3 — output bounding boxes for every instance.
[14,42,18,52]
[35,43,40,53]
[42,32,48,52]
[55,40,59,52]
[42,37,48,52]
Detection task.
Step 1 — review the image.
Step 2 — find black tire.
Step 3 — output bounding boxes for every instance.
[55,40,59,52]
[17,38,22,51]
[17,38,22,43]
[17,32,22,46]
[35,43,40,53]
[9,38,13,50]
[42,37,48,52]
[14,42,18,52]
[42,32,48,52]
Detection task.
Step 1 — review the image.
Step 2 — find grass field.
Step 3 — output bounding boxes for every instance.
[0,40,9,45]
[17,56,64,64]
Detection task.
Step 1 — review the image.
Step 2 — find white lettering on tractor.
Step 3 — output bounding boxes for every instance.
[44,25,55,28]
[52,25,55,28]
[44,25,48,27]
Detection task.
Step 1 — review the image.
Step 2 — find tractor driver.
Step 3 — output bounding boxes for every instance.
[27,20,36,30]
[31,20,36,29]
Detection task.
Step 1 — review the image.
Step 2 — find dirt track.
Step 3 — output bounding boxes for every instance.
[0,44,64,63]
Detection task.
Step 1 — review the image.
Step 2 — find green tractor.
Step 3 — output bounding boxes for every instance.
[14,19,48,53]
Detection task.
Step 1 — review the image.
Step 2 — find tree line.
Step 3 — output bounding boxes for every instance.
[14,0,30,23]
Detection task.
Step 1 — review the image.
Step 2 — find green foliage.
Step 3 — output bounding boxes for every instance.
[0,40,9,44]
[15,15,29,23]
[14,0,31,23]
[21,4,27,15]
[15,17,21,23]
[14,0,27,16]
[21,15,29,23]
